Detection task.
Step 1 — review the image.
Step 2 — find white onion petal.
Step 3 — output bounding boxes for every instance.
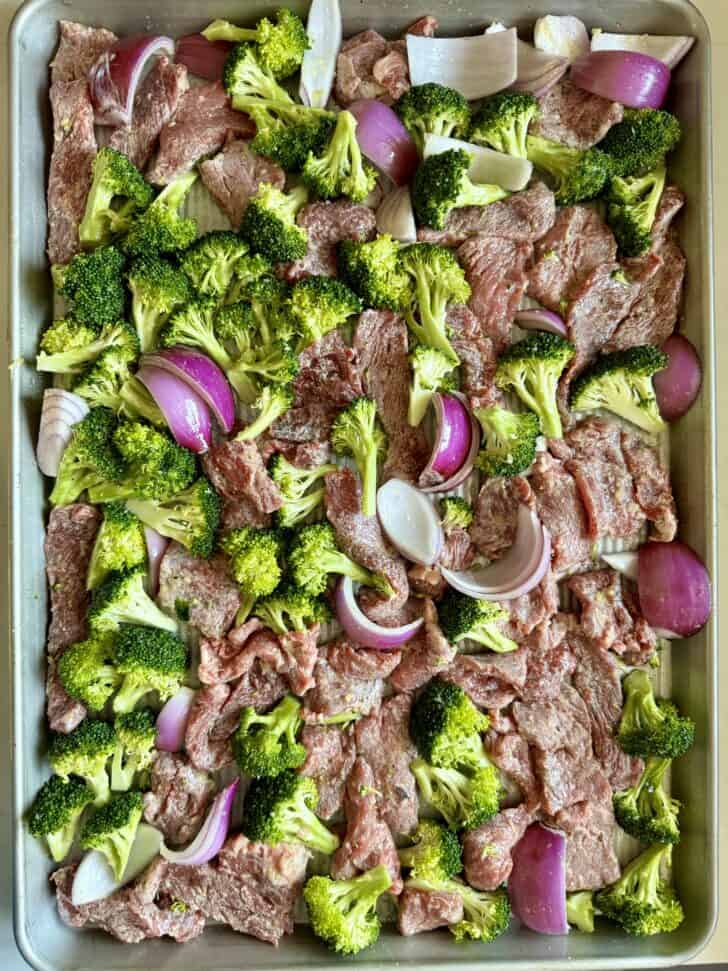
[37,389,89,477]
[407,29,518,100]
[534,16,590,62]
[423,134,532,192]
[376,185,417,242]
[591,29,695,69]
[600,551,639,582]
[144,526,169,597]
[376,480,443,567]
[514,308,568,337]
[335,576,423,649]
[300,0,342,108]
[72,824,162,906]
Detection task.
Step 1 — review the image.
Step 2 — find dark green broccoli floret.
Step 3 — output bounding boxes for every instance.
[111,709,157,791]
[112,624,187,713]
[408,345,458,426]
[27,774,95,861]
[206,9,309,79]
[128,255,192,352]
[495,331,576,439]
[440,497,473,530]
[127,477,222,559]
[235,384,295,441]
[37,318,139,375]
[49,407,125,507]
[221,526,286,620]
[399,242,471,363]
[437,590,517,654]
[87,501,147,590]
[613,756,681,845]
[526,134,612,205]
[338,235,412,312]
[269,453,337,528]
[161,296,234,371]
[411,757,502,831]
[223,42,295,102]
[49,719,117,807]
[395,82,471,155]
[180,231,250,300]
[218,299,298,402]
[80,790,144,880]
[469,91,540,158]
[304,865,391,955]
[595,844,684,936]
[330,398,386,517]
[53,245,127,326]
[71,342,139,412]
[410,677,490,768]
[289,274,362,349]
[233,695,306,778]
[226,250,274,304]
[406,876,511,942]
[231,340,299,401]
[243,770,339,853]
[57,634,120,711]
[240,99,336,173]
[288,522,393,598]
[224,273,296,348]
[567,891,596,933]
[412,149,509,230]
[303,110,377,203]
[599,108,682,178]
[253,581,331,632]
[240,183,309,263]
[123,172,198,257]
[398,819,463,881]
[617,669,695,759]
[606,164,667,257]
[570,344,668,433]
[475,405,541,478]
[79,147,154,249]
[89,566,178,636]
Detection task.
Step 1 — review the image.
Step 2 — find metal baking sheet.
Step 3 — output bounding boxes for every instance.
[9,1,717,968]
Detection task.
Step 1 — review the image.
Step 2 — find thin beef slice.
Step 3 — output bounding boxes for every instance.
[302,641,395,723]
[549,789,621,891]
[158,542,240,639]
[143,751,215,846]
[200,138,285,229]
[463,804,534,891]
[621,430,678,541]
[471,475,533,562]
[299,724,356,819]
[390,600,456,692]
[447,304,500,411]
[442,649,529,709]
[531,79,624,149]
[398,888,464,936]
[519,614,577,703]
[568,570,657,665]
[335,30,408,106]
[51,21,117,84]
[529,451,594,576]
[202,438,282,523]
[279,200,376,282]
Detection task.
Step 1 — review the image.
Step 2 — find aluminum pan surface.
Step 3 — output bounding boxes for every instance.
[9,1,717,968]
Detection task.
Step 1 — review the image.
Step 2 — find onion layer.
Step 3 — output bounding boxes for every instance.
[376,185,417,243]
[142,348,235,433]
[423,134,532,192]
[335,576,423,649]
[638,540,712,638]
[300,0,342,108]
[144,527,169,597]
[653,334,702,422]
[176,34,232,81]
[571,50,671,109]
[420,393,480,493]
[348,100,419,186]
[72,824,163,906]
[514,308,568,337]
[89,35,175,126]
[137,364,212,454]
[156,686,196,752]
[512,40,569,97]
[406,29,518,100]
[510,823,569,935]
[376,480,443,566]
[591,29,695,70]
[161,779,239,865]
[37,389,89,477]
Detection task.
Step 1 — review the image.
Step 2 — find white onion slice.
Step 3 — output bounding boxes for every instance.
[300,0,342,108]
[376,185,417,243]
[144,526,169,597]
[89,35,175,126]
[406,29,518,100]
[512,40,569,96]
[71,824,162,906]
[335,576,423,649]
[423,134,532,192]
[600,551,639,582]
[591,29,695,69]
[514,308,568,337]
[156,686,196,752]
[534,16,590,63]
[37,389,89,477]
[376,479,443,567]
[161,779,239,865]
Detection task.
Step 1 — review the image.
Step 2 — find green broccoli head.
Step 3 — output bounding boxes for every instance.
[253,581,331,633]
[410,677,490,768]
[475,405,541,478]
[230,341,299,402]
[27,774,95,862]
[304,865,392,955]
[227,250,274,303]
[54,245,127,326]
[288,523,393,599]
[595,844,684,936]
[57,633,121,711]
[269,455,338,528]
[303,110,378,203]
[87,502,147,590]
[412,149,509,230]
[526,134,612,204]
[235,384,295,442]
[567,891,596,933]
[128,255,192,353]
[495,331,576,439]
[80,790,144,880]
[122,172,198,258]
[240,183,309,263]
[408,345,458,426]
[398,819,463,881]
[71,340,139,412]
[127,476,222,559]
[230,273,296,346]
[233,695,305,778]
[607,164,667,257]
[206,9,308,79]
[49,406,125,507]
[49,719,117,807]
[613,756,681,845]
[617,669,695,759]
[242,100,336,173]
[469,91,540,158]
[338,235,412,312]
[437,590,517,654]
[180,231,250,300]
[330,398,386,517]
[289,274,362,349]
[221,526,285,619]
[600,108,682,178]
[395,83,471,154]
[451,882,511,942]
[161,295,234,371]
[79,147,154,249]
[89,566,179,636]
[112,624,187,713]
[223,41,294,100]
[242,770,340,854]
[440,497,473,530]
[411,758,502,831]
[111,708,157,791]
[37,318,138,375]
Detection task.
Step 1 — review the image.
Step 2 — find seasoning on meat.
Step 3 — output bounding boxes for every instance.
[519,613,577,702]
[51,21,117,84]
[202,437,282,516]
[299,724,356,819]
[142,751,216,846]
[279,200,376,282]
[462,804,534,891]
[568,570,657,664]
[531,79,624,149]
[470,475,533,562]
[486,732,541,810]
[398,887,464,936]
[621,430,678,541]
[200,138,286,229]
[441,650,529,709]
[547,788,621,891]
[301,641,393,724]
[529,451,594,576]
[158,542,240,639]
[446,304,501,411]
[198,619,265,684]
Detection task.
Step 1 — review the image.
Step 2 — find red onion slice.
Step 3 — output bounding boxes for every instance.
[144,526,169,597]
[137,364,212,454]
[376,480,443,566]
[143,348,235,433]
[514,308,568,338]
[335,576,423,649]
[161,779,239,865]
[348,100,419,186]
[571,50,671,109]
[510,823,569,935]
[156,686,196,752]
[653,334,702,422]
[420,393,481,494]
[89,35,175,126]
[176,34,233,81]
[638,540,712,638]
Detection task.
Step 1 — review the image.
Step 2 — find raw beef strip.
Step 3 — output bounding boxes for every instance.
[463,804,534,891]
[355,693,418,835]
[109,58,188,169]
[157,835,308,945]
[299,724,356,819]
[52,862,205,944]
[197,619,265,684]
[528,206,617,312]
[219,496,271,529]
[442,650,529,709]
[391,600,455,692]
[278,629,321,696]
[549,789,621,891]
[279,200,376,282]
[407,565,447,600]
[519,614,577,703]
[328,640,403,680]
[439,523,475,571]
[502,572,560,643]
[371,45,410,103]
[158,542,239,638]
[471,476,533,562]
[487,733,540,810]
[447,304,501,411]
[529,451,593,576]
[332,758,403,894]
[405,16,438,36]
[621,431,678,542]
[200,624,318,697]
[212,661,287,741]
[334,30,409,106]
[147,82,253,185]
[354,310,430,482]
[259,437,332,468]
[301,642,389,723]
[398,888,464,936]
[565,262,642,373]
[143,752,215,846]
[202,438,282,514]
[45,504,100,656]
[652,185,686,237]
[418,181,556,247]
[568,570,656,664]
[51,21,117,84]
[531,79,624,149]
[46,660,87,734]
[200,138,285,228]
[47,80,97,265]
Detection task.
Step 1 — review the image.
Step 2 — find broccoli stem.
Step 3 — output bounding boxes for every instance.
[236,594,256,626]
[112,678,152,715]
[46,821,79,862]
[226,365,261,405]
[88,766,111,808]
[284,800,340,855]
[361,444,379,518]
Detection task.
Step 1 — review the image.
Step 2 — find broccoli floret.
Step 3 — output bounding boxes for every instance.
[253,581,331,632]
[399,243,471,363]
[205,9,308,79]
[128,255,192,352]
[49,719,117,807]
[412,149,509,230]
[80,790,144,880]
[566,891,596,933]
[407,876,511,942]
[79,147,154,249]
[57,634,121,711]
[221,526,286,620]
[218,300,297,402]
[408,346,458,426]
[330,398,386,517]
[599,108,682,178]
[338,235,412,312]
[469,91,540,158]
[37,318,139,375]
[27,774,95,861]
[595,844,684,936]
[111,624,187,713]
[226,273,295,347]
[160,296,234,371]
[111,709,157,791]
[87,502,147,590]
[240,183,309,263]
[411,757,502,831]
[116,374,166,427]
[398,819,463,881]
[226,251,275,304]
[233,695,305,778]
[437,590,517,654]
[617,670,695,759]
[269,454,337,528]
[223,42,296,102]
[123,172,198,257]
[127,477,221,559]
[49,407,125,507]
[71,341,138,412]
[243,770,340,853]
[495,331,576,439]
[89,566,178,636]
[54,245,127,326]
[289,274,362,349]
[526,134,612,205]
[235,384,295,441]
[303,110,378,203]
[475,405,541,478]
[606,164,667,257]
[180,231,250,300]
[440,497,473,530]
[395,82,471,155]
[289,523,393,598]
[613,756,681,845]
[241,99,336,173]
[304,865,392,955]
[233,341,299,399]
[410,677,490,768]
[570,344,668,434]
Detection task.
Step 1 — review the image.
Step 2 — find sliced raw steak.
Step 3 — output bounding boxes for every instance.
[335,30,408,106]
[548,789,621,891]
[532,79,624,149]
[621,430,678,541]
[442,650,529,709]
[565,262,642,374]
[398,888,464,936]
[279,200,376,282]
[200,138,285,229]
[463,804,534,890]
[519,614,577,703]
[51,21,117,84]
[529,451,593,576]
[299,724,356,819]
[391,600,456,692]
[502,572,560,644]
[471,476,533,562]
[568,570,657,665]
[447,304,501,411]
[202,438,282,515]
[487,732,540,810]
[302,642,389,723]
[158,542,240,638]
[45,503,101,656]
[143,751,215,846]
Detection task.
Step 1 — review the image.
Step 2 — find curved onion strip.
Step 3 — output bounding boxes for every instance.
[591,29,695,70]
[144,526,169,597]
[423,134,532,192]
[72,824,163,906]
[137,364,212,454]
[406,29,518,100]
[300,0,342,108]
[335,576,423,649]
[348,100,419,186]
[143,348,235,433]
[89,35,175,126]
[512,39,569,95]
[37,389,89,476]
[376,185,417,243]
[510,822,569,935]
[376,479,443,566]
[156,686,197,752]
[514,308,568,337]
[161,779,239,865]
[600,551,639,582]
[420,393,481,494]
